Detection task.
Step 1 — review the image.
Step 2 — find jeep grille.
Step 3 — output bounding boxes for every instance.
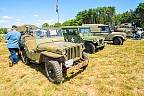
[66,46,81,60]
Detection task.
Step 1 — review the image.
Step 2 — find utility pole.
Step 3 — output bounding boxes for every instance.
[56,0,59,23]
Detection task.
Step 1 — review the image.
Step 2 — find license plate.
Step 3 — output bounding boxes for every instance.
[65,59,74,68]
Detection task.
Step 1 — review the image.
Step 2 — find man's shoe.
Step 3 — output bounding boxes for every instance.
[9,61,13,67]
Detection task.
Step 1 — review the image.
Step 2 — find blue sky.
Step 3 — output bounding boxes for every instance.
[0,0,143,28]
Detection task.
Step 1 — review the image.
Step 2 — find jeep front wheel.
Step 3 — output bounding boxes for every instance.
[85,43,95,54]
[113,38,123,45]
[45,61,63,84]
[141,33,144,39]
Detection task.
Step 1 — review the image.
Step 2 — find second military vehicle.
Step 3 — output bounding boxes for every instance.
[83,24,127,45]
[61,26,105,54]
[20,28,89,84]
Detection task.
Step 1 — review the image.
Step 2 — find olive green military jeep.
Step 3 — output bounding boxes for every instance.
[61,26,105,54]
[83,24,127,45]
[20,29,89,83]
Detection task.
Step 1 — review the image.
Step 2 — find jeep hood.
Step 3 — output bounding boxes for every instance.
[37,41,81,53]
[82,36,104,42]
[112,32,126,35]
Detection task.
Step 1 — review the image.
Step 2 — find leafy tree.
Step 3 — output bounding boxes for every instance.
[54,23,61,27]
[62,19,79,26]
[0,28,7,34]
[75,6,116,25]
[42,23,49,28]
[135,3,144,27]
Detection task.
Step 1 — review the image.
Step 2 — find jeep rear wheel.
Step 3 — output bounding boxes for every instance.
[113,38,123,45]
[45,61,62,84]
[85,43,95,54]
[21,50,30,64]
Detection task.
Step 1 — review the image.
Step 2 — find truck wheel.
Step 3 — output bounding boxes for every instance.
[85,43,95,54]
[45,61,62,84]
[113,38,123,45]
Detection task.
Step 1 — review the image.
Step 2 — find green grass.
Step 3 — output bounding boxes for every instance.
[0,40,144,96]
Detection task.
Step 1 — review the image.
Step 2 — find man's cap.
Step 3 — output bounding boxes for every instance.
[12,25,17,28]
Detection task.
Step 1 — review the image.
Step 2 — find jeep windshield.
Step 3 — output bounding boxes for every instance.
[62,27,91,36]
[34,29,63,44]
[99,26,110,32]
[35,30,50,38]
[34,29,62,38]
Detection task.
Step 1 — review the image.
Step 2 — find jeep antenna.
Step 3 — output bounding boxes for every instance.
[56,0,59,23]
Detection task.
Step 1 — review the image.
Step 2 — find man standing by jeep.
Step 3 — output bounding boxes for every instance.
[6,25,21,67]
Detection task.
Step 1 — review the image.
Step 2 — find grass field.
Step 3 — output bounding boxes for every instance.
[0,40,144,96]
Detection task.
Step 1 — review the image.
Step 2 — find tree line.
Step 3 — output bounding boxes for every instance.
[61,2,144,28]
[0,2,144,34]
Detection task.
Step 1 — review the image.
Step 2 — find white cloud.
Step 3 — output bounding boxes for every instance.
[16,22,20,24]
[16,19,21,21]
[38,19,45,22]
[34,14,39,17]
[0,20,10,23]
[2,16,12,19]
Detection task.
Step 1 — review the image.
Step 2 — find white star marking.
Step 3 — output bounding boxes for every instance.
[71,37,75,42]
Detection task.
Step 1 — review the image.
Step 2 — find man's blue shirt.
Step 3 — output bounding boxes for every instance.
[6,30,21,48]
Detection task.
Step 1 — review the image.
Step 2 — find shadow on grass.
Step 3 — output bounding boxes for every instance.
[25,62,87,83]
[63,67,86,83]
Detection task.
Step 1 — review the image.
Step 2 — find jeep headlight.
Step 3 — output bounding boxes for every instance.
[62,50,66,55]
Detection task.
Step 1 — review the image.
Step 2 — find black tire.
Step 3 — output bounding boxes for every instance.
[85,43,95,54]
[113,38,123,45]
[141,33,144,39]
[21,50,30,64]
[99,46,105,50]
[82,51,88,60]
[45,61,62,84]
[81,52,89,70]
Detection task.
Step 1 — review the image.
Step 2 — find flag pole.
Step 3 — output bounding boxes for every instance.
[56,0,59,23]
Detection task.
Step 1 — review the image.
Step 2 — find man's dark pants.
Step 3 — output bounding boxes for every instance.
[8,48,21,64]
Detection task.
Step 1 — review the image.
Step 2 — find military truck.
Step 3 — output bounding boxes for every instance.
[20,29,89,83]
[61,26,105,54]
[83,24,127,45]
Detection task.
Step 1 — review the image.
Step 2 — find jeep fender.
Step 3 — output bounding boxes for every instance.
[39,51,64,63]
[113,36,124,41]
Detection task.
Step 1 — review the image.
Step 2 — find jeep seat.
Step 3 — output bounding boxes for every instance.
[24,36,37,51]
